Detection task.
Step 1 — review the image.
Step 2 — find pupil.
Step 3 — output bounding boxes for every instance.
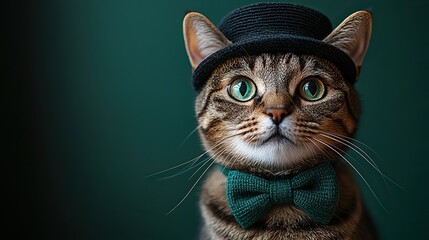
[239,81,248,96]
[307,81,318,96]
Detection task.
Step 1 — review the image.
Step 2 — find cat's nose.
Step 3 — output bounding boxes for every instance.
[264,107,289,125]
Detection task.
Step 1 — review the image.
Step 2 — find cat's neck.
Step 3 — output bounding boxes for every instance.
[216,155,340,177]
[218,160,340,180]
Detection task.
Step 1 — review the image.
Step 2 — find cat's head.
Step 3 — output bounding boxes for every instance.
[183,7,372,173]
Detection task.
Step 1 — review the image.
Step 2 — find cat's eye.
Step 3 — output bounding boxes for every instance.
[228,78,257,102]
[299,78,326,101]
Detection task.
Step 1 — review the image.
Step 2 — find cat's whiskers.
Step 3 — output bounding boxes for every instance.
[148,145,217,179]
[188,156,213,180]
[306,136,333,160]
[306,133,369,175]
[301,139,313,158]
[166,132,245,214]
[217,148,240,178]
[177,124,201,149]
[235,120,268,144]
[157,159,209,181]
[236,117,257,130]
[323,131,383,160]
[186,137,227,170]
[195,144,230,179]
[319,137,367,170]
[319,131,402,190]
[149,132,240,179]
[237,126,259,138]
[191,144,230,180]
[243,132,261,143]
[321,132,380,170]
[166,160,216,215]
[183,132,234,180]
[309,137,388,213]
[146,157,205,178]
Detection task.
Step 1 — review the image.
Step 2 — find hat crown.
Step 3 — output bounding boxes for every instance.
[191,3,357,92]
[219,3,333,43]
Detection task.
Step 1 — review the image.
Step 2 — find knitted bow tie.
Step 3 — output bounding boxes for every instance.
[223,162,339,229]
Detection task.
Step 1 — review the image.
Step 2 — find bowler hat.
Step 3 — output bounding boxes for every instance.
[192,2,356,92]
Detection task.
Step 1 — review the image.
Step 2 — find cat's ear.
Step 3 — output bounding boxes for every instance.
[183,12,231,69]
[324,11,372,79]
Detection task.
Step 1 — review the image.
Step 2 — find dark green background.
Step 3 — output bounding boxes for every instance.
[4,0,428,239]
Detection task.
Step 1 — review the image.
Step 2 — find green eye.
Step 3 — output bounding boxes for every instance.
[300,78,326,101]
[228,78,257,102]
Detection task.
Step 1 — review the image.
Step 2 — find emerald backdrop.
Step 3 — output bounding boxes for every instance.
[4,0,428,239]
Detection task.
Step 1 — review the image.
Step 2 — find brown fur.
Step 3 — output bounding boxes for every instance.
[183,9,376,240]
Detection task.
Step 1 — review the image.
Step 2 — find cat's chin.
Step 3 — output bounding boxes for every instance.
[231,138,313,168]
[262,133,293,145]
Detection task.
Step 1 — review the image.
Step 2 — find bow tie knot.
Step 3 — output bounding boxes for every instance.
[269,180,293,205]
[224,162,339,229]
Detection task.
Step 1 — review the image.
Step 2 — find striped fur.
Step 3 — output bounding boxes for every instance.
[184,10,376,240]
[195,53,377,239]
[196,54,359,172]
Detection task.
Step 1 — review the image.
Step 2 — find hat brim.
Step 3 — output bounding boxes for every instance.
[192,34,356,92]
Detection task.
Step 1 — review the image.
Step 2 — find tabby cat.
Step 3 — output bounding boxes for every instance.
[183,3,377,239]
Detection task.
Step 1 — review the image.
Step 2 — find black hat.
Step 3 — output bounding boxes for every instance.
[192,2,357,92]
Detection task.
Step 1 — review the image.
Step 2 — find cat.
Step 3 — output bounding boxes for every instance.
[182,3,377,239]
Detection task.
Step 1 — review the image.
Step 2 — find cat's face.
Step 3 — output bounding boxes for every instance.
[184,11,372,172]
[194,53,359,170]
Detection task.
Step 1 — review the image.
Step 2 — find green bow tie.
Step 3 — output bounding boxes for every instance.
[223,162,339,229]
